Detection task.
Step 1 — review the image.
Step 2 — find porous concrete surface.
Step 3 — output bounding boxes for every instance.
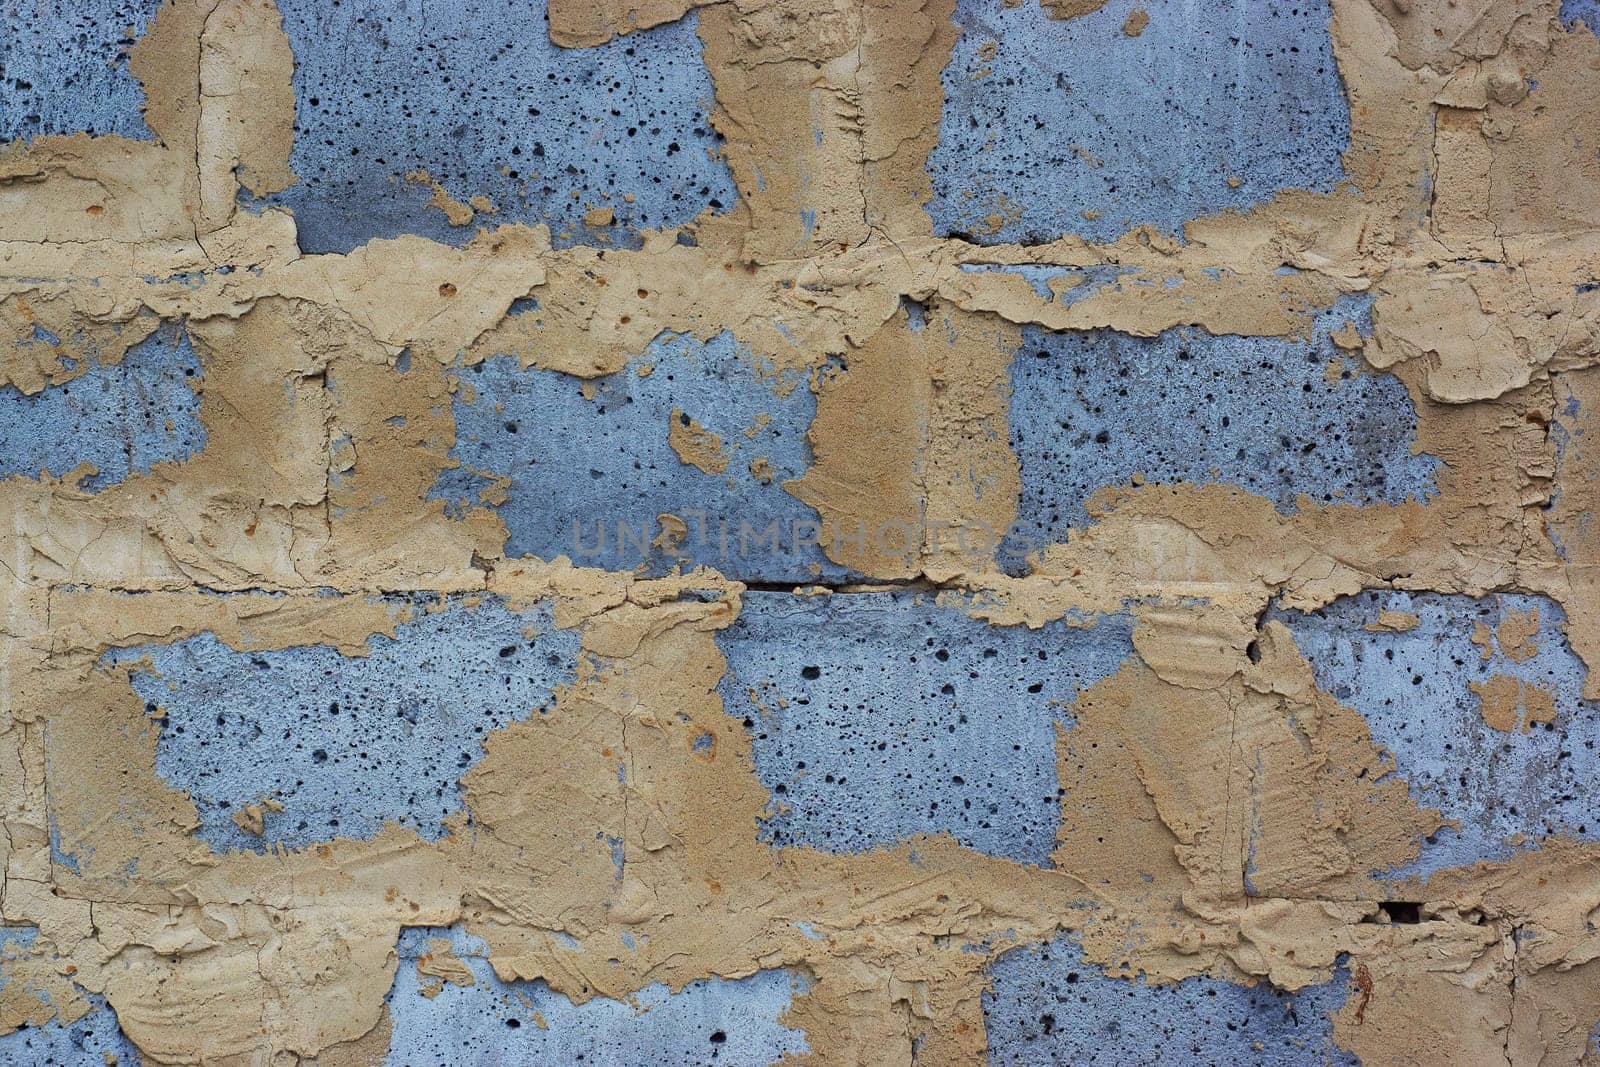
[3,0,1600,1063]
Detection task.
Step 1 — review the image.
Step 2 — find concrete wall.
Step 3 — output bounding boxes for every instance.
[3,0,1600,1063]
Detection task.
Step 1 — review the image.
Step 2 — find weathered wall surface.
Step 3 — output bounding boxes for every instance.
[1,0,1599,1062]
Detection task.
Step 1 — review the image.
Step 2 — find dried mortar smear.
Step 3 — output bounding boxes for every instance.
[1,0,1600,1062]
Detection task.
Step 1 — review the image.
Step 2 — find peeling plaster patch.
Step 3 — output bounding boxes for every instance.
[106,596,580,853]
[270,0,735,252]
[383,926,807,1065]
[0,0,160,142]
[983,934,1356,1065]
[0,929,142,1066]
[1002,297,1437,568]
[716,591,1134,865]
[928,0,1349,245]
[437,332,844,581]
[0,323,205,491]
[957,263,1137,304]
[1273,591,1600,880]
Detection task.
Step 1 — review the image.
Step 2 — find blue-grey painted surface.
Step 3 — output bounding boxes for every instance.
[0,0,160,142]
[984,934,1356,1066]
[382,926,806,1066]
[0,928,143,1066]
[0,323,205,491]
[1002,296,1438,570]
[716,591,1134,866]
[928,0,1350,245]
[1563,0,1600,32]
[269,0,736,253]
[0,998,142,1066]
[1272,590,1600,880]
[436,331,846,582]
[106,595,580,853]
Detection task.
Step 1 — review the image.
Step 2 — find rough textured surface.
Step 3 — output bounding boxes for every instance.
[928,0,1351,244]
[1273,590,1600,879]
[383,926,809,1065]
[984,935,1358,1066]
[4,0,1600,1063]
[0,322,205,491]
[0,0,163,142]
[1003,296,1439,567]
[717,592,1133,864]
[268,0,734,251]
[436,331,834,579]
[108,595,579,853]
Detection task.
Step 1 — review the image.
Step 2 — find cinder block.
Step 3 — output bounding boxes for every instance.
[717,590,1134,865]
[985,934,1356,1066]
[384,925,808,1065]
[269,0,736,251]
[1273,590,1600,879]
[928,0,1350,244]
[437,330,843,581]
[1004,297,1439,568]
[0,323,205,491]
[107,594,580,852]
[0,0,162,142]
